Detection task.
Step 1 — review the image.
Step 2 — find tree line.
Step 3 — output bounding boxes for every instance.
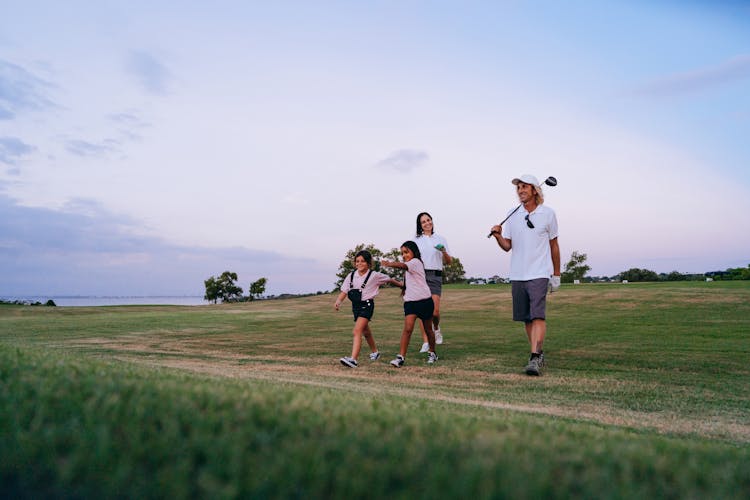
[204,249,749,302]
[333,243,466,290]
[561,252,750,283]
[204,272,267,304]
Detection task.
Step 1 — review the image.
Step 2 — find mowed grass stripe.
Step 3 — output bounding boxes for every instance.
[1,344,749,499]
[1,281,749,497]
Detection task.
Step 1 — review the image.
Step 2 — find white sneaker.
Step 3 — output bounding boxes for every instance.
[434,327,443,344]
[390,355,405,368]
[427,351,438,364]
[339,356,358,368]
[419,342,429,353]
[369,351,380,361]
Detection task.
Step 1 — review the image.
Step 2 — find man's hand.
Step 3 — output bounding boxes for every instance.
[549,275,561,293]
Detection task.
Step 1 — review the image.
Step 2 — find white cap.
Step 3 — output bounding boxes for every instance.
[511,174,540,187]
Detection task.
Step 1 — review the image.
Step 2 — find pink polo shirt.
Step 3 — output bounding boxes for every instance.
[340,270,392,301]
[403,259,432,302]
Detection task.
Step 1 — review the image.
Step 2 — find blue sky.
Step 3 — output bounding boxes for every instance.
[1,1,749,296]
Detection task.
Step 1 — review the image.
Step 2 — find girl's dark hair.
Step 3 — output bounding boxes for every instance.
[354,250,372,267]
[415,212,433,236]
[401,240,422,262]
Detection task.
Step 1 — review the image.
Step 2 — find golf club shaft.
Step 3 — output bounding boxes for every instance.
[486,204,522,238]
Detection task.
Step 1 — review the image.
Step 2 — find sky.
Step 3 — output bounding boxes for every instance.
[1,1,749,297]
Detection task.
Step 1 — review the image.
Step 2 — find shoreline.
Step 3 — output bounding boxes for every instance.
[0,296,207,307]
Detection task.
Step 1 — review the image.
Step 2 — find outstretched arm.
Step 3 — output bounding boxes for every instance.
[381,259,408,270]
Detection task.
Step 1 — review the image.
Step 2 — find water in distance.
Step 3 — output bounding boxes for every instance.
[1,296,207,307]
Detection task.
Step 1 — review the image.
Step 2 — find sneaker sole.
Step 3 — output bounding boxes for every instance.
[340,358,357,368]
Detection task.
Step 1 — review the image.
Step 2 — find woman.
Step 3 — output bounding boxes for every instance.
[413,212,451,351]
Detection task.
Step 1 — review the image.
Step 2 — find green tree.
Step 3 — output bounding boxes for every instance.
[205,271,243,303]
[725,265,750,280]
[665,271,686,281]
[561,251,591,283]
[217,271,243,301]
[619,268,659,282]
[380,247,404,281]
[249,277,268,299]
[204,276,220,304]
[335,243,383,290]
[443,256,466,283]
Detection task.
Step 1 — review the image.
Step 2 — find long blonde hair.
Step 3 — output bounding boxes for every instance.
[533,185,544,205]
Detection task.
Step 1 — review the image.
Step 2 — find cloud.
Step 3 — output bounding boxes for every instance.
[0,59,57,119]
[634,54,750,97]
[0,136,36,165]
[107,111,150,142]
[108,111,150,129]
[65,138,120,157]
[125,50,172,96]
[374,149,429,173]
[0,194,328,296]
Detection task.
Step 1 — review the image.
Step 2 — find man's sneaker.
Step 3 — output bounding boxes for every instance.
[538,352,545,368]
[390,355,405,368]
[524,355,541,376]
[427,351,438,364]
[340,356,358,368]
[369,351,381,361]
[434,327,443,344]
[419,342,429,353]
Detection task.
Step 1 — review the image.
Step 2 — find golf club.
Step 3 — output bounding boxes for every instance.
[486,176,558,238]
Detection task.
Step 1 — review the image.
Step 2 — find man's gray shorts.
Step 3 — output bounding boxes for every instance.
[511,278,548,322]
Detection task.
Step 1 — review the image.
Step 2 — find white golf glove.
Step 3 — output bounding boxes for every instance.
[548,275,561,293]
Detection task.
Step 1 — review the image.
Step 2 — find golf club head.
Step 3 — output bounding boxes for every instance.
[544,176,557,187]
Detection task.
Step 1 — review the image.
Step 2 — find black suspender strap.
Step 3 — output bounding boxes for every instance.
[350,270,373,290]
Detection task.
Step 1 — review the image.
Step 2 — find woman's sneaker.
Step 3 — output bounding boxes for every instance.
[369,351,381,361]
[390,355,405,368]
[419,342,429,353]
[340,356,358,368]
[427,351,438,364]
[434,327,443,344]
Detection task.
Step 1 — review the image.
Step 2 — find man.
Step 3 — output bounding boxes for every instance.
[490,174,561,376]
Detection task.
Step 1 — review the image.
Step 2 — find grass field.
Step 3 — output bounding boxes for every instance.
[1,281,749,498]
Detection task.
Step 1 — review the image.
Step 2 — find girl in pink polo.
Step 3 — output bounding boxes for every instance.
[334,250,403,368]
[381,240,438,367]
